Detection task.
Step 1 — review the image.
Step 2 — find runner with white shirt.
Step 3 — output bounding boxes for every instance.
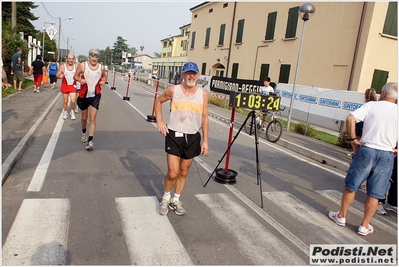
[56,54,78,120]
[73,49,107,151]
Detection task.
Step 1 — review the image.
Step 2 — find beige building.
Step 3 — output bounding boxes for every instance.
[151,24,191,81]
[132,53,153,71]
[188,2,397,93]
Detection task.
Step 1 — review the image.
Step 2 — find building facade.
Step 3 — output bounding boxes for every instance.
[151,23,191,81]
[187,2,397,93]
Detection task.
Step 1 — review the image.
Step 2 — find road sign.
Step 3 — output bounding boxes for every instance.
[46,25,58,40]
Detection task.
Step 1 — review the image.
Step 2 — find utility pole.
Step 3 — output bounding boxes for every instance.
[11,2,17,34]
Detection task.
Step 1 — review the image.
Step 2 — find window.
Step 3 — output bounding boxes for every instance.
[236,19,245,43]
[231,63,239,78]
[205,28,211,47]
[201,63,207,75]
[265,12,277,41]
[371,69,389,93]
[285,6,299,39]
[223,3,228,8]
[190,31,196,49]
[259,64,270,81]
[383,2,397,37]
[278,64,291,83]
[209,8,213,13]
[194,14,197,18]
[218,24,226,45]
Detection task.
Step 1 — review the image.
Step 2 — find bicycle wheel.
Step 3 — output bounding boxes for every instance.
[266,119,283,143]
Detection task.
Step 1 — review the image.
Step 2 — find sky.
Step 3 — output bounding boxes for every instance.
[29,1,202,58]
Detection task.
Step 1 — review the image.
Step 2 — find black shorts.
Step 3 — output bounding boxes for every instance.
[49,75,57,84]
[165,129,201,159]
[77,94,101,111]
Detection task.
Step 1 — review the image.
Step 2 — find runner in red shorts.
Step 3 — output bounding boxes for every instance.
[56,54,78,120]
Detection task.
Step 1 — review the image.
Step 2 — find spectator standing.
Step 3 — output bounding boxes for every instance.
[260,77,275,122]
[328,82,397,236]
[11,47,24,91]
[2,58,9,91]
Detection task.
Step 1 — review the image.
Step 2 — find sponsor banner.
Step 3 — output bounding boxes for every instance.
[210,76,263,94]
[310,244,396,265]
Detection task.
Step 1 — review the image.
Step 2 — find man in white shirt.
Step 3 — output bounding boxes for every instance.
[328,82,398,236]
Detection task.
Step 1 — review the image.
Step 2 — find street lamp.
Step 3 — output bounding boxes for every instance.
[42,22,54,61]
[286,3,315,131]
[140,45,144,70]
[57,16,73,62]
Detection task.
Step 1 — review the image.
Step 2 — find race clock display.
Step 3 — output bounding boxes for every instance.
[229,91,281,111]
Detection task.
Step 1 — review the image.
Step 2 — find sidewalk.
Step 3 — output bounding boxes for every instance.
[2,85,61,182]
[1,80,351,183]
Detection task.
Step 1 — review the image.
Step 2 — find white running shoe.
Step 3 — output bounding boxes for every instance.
[70,110,76,120]
[62,111,69,120]
[81,133,87,143]
[85,141,94,151]
[75,106,79,113]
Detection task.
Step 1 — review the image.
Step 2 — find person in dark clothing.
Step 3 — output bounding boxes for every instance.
[30,55,46,93]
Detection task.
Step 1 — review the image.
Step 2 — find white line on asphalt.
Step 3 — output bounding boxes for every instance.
[115,196,193,265]
[263,191,368,244]
[2,198,71,265]
[195,193,306,264]
[27,112,64,192]
[2,93,61,182]
[316,190,397,233]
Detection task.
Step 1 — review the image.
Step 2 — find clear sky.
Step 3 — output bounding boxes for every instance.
[30,1,202,58]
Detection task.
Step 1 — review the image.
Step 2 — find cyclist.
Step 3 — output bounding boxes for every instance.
[260,77,275,127]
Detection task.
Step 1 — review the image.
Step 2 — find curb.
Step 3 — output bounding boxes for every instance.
[2,93,61,184]
[276,138,350,172]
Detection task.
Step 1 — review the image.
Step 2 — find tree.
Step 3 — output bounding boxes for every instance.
[2,2,39,37]
[153,52,161,58]
[112,36,129,65]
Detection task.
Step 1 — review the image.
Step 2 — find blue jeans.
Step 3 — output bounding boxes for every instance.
[345,146,394,199]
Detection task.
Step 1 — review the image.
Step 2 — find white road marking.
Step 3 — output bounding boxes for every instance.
[115,196,193,265]
[27,112,64,192]
[316,189,397,233]
[263,191,368,244]
[195,193,306,265]
[2,198,70,265]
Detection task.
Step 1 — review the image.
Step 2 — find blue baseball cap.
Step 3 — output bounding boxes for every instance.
[181,61,199,74]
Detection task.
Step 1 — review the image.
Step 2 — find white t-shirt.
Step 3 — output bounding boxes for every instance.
[351,100,397,151]
[260,85,274,95]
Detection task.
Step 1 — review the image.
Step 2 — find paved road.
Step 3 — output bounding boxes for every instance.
[2,74,396,265]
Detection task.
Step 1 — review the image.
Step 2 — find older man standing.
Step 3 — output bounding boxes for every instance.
[74,49,106,151]
[329,82,397,236]
[155,61,209,216]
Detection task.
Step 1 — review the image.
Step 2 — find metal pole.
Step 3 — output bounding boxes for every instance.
[57,17,61,62]
[286,20,307,131]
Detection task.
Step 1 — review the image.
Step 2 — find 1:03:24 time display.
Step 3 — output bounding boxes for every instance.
[229,92,281,111]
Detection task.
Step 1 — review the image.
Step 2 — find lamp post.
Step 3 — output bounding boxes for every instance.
[140,45,144,70]
[57,16,73,62]
[286,3,315,131]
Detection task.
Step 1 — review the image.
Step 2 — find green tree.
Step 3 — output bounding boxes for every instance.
[2,2,39,37]
[112,36,129,65]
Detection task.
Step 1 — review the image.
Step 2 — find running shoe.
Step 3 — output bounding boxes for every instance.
[62,111,68,120]
[33,89,37,93]
[85,141,94,151]
[157,198,170,216]
[376,202,387,215]
[70,110,76,120]
[169,199,186,216]
[357,224,374,236]
[81,133,87,143]
[328,211,346,226]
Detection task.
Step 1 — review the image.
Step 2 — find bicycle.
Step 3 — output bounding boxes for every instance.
[244,107,285,143]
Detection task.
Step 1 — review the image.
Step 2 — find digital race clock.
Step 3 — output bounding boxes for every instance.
[229,92,281,110]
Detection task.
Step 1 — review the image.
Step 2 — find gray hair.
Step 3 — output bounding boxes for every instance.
[382,82,398,100]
